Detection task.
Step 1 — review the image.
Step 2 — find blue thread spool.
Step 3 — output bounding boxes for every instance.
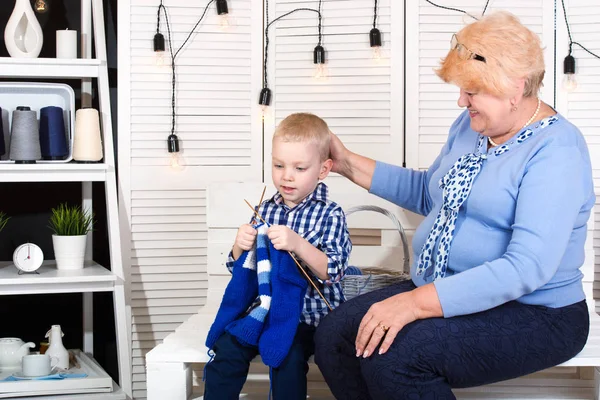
[10,106,41,164]
[39,106,68,160]
[0,107,5,157]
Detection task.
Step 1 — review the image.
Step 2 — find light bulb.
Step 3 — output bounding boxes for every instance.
[218,14,233,31]
[169,152,185,171]
[563,74,578,92]
[155,51,165,66]
[35,0,49,13]
[371,46,382,61]
[562,54,577,92]
[314,64,328,80]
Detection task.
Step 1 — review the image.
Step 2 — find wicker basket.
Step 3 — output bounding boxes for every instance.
[342,205,411,300]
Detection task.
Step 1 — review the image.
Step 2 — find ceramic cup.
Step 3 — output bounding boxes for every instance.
[22,354,51,377]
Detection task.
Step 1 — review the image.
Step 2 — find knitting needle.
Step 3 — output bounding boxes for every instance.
[244,199,333,311]
[251,186,267,224]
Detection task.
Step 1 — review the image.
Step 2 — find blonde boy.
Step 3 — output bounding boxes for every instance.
[203,113,352,399]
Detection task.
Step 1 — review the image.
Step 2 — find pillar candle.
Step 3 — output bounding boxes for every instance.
[56,29,77,59]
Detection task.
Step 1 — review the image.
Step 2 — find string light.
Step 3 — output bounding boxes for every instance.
[34,0,49,14]
[155,0,219,169]
[313,45,327,79]
[153,32,166,66]
[563,54,577,92]
[369,0,382,61]
[216,0,233,31]
[259,3,324,115]
[559,0,600,93]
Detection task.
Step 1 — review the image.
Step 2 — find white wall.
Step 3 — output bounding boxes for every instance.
[119,0,600,397]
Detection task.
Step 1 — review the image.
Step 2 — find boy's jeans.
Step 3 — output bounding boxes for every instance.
[203,323,315,400]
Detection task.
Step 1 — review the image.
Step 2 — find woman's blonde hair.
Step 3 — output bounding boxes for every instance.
[273,113,331,161]
[435,11,545,98]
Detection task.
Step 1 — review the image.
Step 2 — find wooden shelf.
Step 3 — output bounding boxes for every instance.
[0,163,108,182]
[0,58,102,79]
[0,261,119,295]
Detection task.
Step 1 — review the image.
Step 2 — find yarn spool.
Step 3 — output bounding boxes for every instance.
[39,106,68,160]
[0,108,9,160]
[73,108,103,162]
[0,107,5,157]
[10,106,41,163]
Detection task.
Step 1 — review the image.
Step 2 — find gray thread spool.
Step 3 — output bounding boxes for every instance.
[10,106,41,164]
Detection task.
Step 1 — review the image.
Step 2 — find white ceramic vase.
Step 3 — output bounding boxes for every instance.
[4,0,44,58]
[45,325,69,370]
[52,235,87,270]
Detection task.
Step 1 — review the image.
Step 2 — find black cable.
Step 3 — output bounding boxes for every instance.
[263,6,322,88]
[157,0,216,137]
[424,0,477,20]
[263,0,269,87]
[560,0,599,59]
[373,0,378,28]
[481,0,490,16]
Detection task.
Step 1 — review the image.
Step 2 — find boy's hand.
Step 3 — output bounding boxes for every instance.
[232,224,257,260]
[235,224,258,251]
[267,225,300,252]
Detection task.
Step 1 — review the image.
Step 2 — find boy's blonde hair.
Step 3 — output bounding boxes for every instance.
[273,113,331,161]
[435,11,545,98]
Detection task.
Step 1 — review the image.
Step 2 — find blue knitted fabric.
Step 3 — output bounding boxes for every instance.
[205,244,258,350]
[226,224,272,346]
[205,223,307,368]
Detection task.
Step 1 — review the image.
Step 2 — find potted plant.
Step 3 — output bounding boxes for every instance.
[48,203,94,270]
[0,212,9,232]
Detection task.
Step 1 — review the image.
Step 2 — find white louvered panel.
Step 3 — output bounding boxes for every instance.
[266,0,403,165]
[555,0,600,306]
[129,188,207,399]
[406,0,553,169]
[261,0,406,228]
[129,0,262,183]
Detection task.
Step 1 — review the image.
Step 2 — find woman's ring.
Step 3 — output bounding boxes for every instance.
[378,323,389,333]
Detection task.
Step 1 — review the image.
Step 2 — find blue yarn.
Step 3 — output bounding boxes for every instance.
[0,107,5,156]
[345,266,362,276]
[39,106,68,160]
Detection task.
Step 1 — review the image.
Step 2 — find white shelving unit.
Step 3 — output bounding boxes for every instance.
[0,0,131,398]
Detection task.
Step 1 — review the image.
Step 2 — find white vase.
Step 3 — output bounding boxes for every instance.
[4,0,44,58]
[45,325,69,370]
[52,235,87,270]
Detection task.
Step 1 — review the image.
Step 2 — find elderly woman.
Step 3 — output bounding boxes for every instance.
[314,11,595,399]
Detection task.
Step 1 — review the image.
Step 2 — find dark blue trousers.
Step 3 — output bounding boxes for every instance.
[314,280,589,400]
[203,323,316,400]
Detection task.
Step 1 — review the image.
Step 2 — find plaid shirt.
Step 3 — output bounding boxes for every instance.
[226,182,352,326]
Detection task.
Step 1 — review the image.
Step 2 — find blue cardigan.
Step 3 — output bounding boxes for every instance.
[370,110,595,318]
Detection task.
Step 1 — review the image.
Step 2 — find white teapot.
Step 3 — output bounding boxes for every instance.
[0,338,35,371]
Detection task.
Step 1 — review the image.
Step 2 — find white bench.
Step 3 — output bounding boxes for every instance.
[146,183,600,400]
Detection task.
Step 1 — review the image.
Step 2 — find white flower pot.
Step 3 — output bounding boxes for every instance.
[52,235,87,270]
[4,0,43,58]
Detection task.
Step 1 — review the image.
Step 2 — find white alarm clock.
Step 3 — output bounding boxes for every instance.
[13,243,44,273]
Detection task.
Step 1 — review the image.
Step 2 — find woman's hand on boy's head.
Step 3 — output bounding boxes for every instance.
[267,225,300,252]
[235,224,258,251]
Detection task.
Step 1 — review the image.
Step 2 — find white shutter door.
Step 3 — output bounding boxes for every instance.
[555,0,599,305]
[406,0,555,169]
[123,1,263,398]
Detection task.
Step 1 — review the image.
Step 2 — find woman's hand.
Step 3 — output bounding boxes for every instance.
[328,130,376,191]
[355,284,443,358]
[355,291,419,358]
[267,225,300,252]
[329,131,353,177]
